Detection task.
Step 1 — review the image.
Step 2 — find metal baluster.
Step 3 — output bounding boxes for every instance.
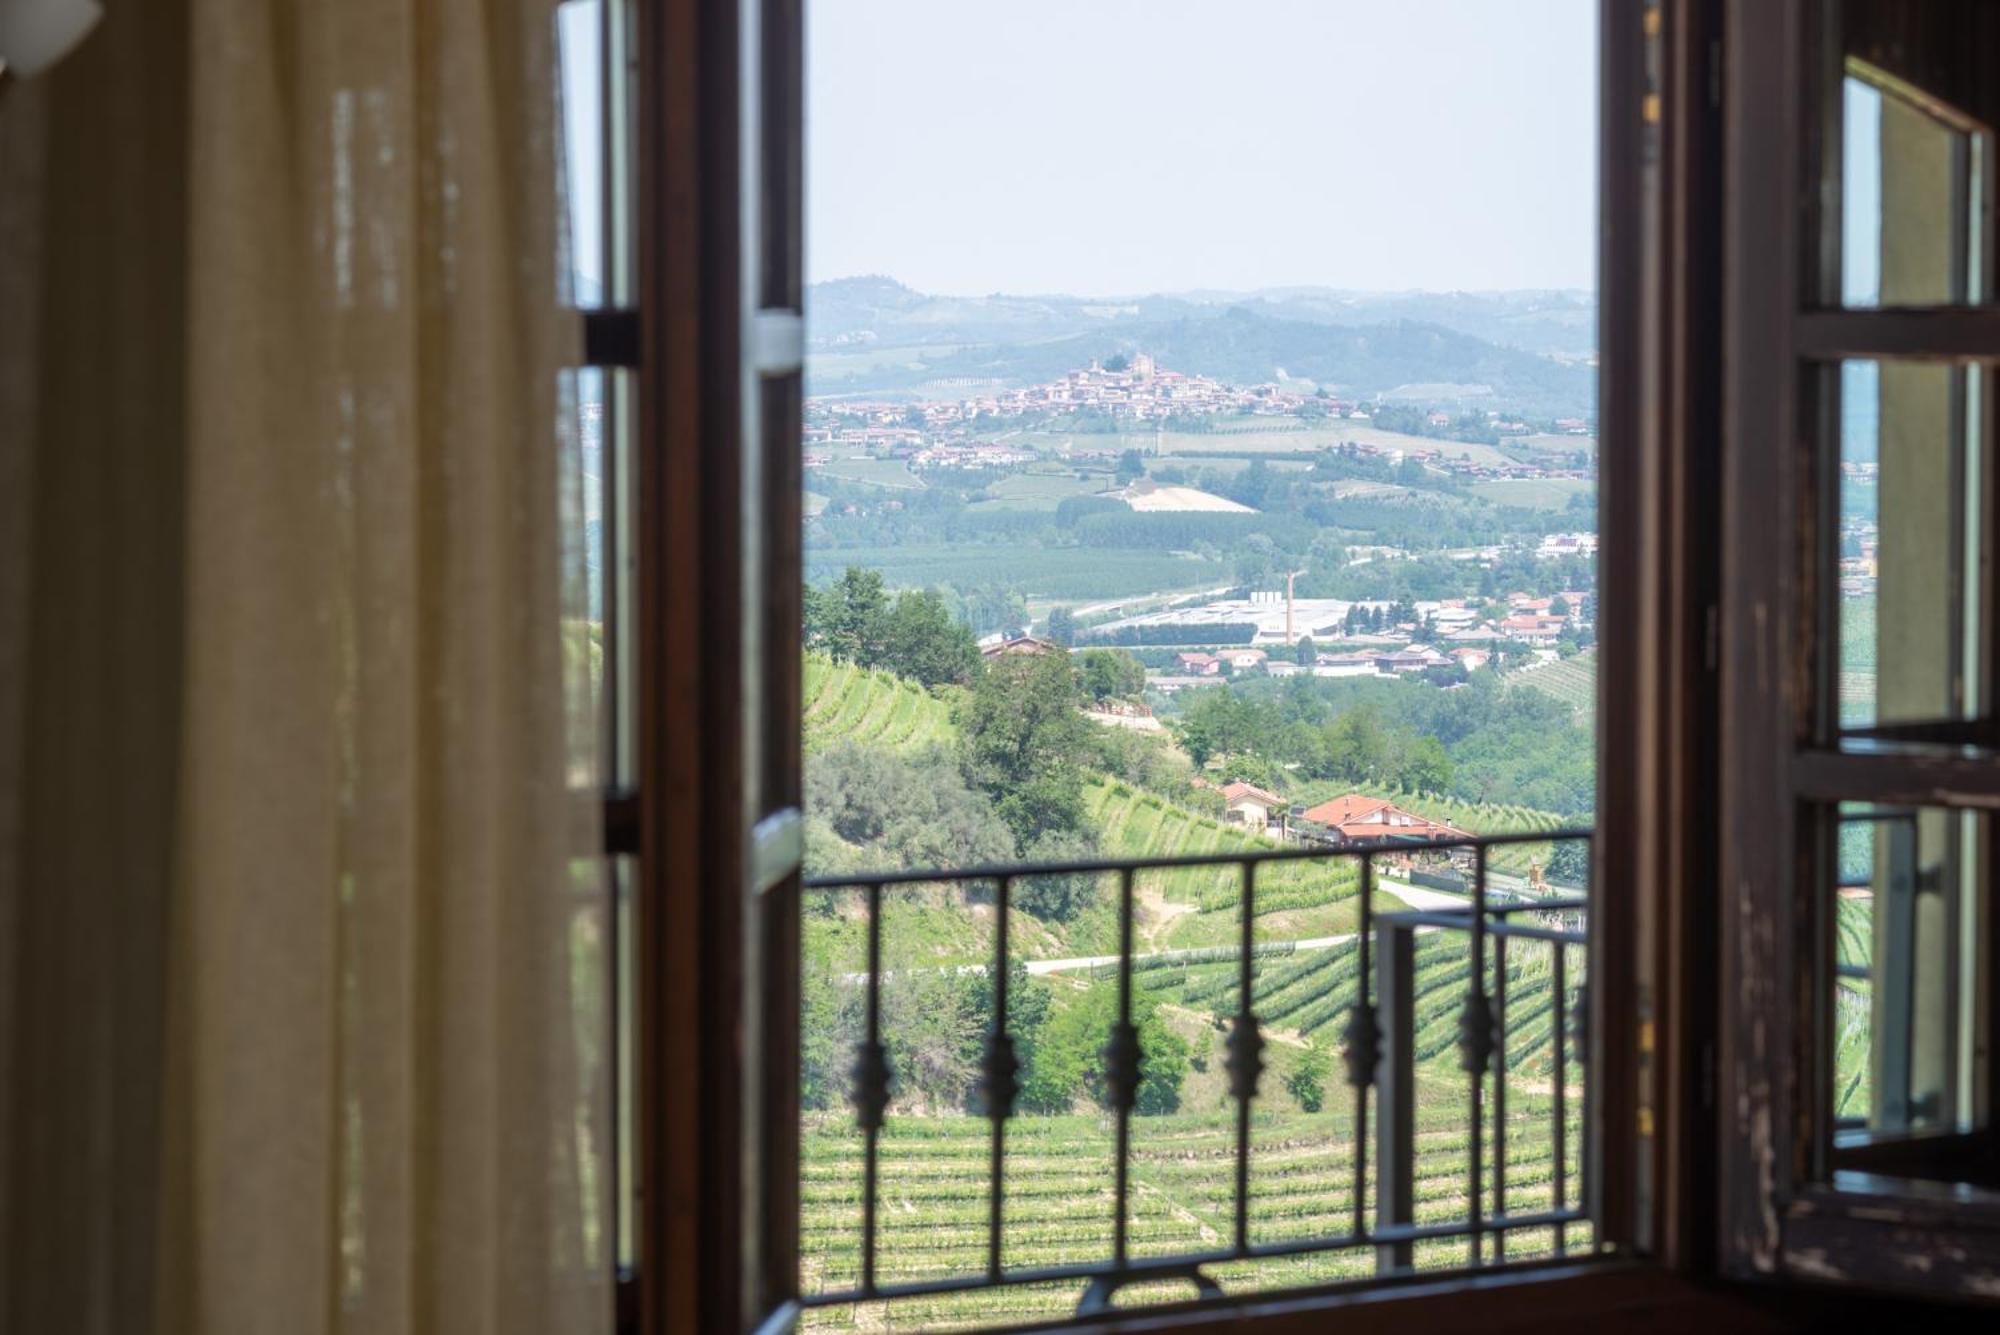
[1552,937,1569,1255]
[1571,971,1590,1251]
[1104,868,1141,1268]
[1458,844,1496,1267]
[1227,860,1266,1255]
[851,882,892,1295]
[1492,926,1508,1261]
[982,875,1020,1282]
[1373,917,1414,1274]
[1342,852,1380,1241]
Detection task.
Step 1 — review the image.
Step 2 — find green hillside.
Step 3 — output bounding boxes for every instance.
[804,656,957,752]
[1515,649,1596,728]
[799,655,1590,1327]
[801,924,1589,1327]
[804,654,1359,946]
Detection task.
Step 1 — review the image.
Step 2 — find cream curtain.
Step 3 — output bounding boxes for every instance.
[1,1,609,1332]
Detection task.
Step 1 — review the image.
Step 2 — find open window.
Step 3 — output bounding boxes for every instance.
[636,0,1716,1329]
[1721,0,2000,1294]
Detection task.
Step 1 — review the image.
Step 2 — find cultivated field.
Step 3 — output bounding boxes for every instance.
[1516,649,1597,728]
[801,924,1590,1328]
[1009,422,1522,470]
[801,657,1595,1327]
[1468,477,1594,511]
[804,545,1230,600]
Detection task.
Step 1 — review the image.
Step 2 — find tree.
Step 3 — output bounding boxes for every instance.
[1547,839,1589,887]
[1172,687,1273,767]
[1549,595,1571,618]
[957,652,1096,871]
[1322,706,1391,784]
[1045,606,1078,647]
[1287,1045,1331,1113]
[1079,648,1145,702]
[880,589,980,686]
[965,584,1029,638]
[1398,735,1454,794]
[1294,636,1318,665]
[1020,984,1189,1115]
[805,742,1016,873]
[1102,352,1131,373]
[1115,449,1146,484]
[819,566,889,665]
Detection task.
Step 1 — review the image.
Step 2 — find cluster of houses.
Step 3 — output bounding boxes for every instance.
[1210,782,1472,854]
[801,356,1598,508]
[1838,521,1879,600]
[1088,588,1591,693]
[906,441,1036,470]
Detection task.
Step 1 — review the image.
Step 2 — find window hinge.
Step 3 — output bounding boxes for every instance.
[1704,603,1719,670]
[1700,1039,1716,1112]
[1708,38,1722,111]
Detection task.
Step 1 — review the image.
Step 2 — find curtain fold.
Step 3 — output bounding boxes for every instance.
[2,2,607,1332]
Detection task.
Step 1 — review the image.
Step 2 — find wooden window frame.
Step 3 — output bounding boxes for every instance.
[1718,0,2000,1298]
[630,0,1763,1328]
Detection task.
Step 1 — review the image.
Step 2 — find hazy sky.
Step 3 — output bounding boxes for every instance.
[807,0,1598,296]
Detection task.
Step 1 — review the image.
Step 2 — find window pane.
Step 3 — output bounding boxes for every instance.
[1833,359,1985,731]
[1840,70,1987,308]
[798,0,1602,1320]
[1823,804,1988,1165]
[558,0,636,308]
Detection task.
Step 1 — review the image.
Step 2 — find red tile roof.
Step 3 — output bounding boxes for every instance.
[1221,781,1284,807]
[1298,793,1471,841]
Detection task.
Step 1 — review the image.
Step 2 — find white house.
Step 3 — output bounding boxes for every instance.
[1222,781,1287,835]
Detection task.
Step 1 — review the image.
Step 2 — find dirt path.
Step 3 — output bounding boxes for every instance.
[1134,880,1199,952]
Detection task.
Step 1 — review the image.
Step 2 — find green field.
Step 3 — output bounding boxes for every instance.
[812,457,927,490]
[804,657,1359,950]
[965,470,1112,511]
[1839,597,1876,726]
[1469,477,1594,511]
[1516,649,1597,728]
[804,544,1230,599]
[1079,781,1360,951]
[804,657,958,754]
[801,923,1590,1328]
[1002,421,1522,470]
[801,657,1592,1325]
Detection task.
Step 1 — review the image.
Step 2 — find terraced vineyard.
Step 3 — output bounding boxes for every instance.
[805,654,1361,938]
[802,927,1589,1329]
[1833,895,1873,1122]
[800,654,1593,1325]
[1515,648,1596,727]
[804,656,960,753]
[1082,781,1359,918]
[1388,792,1578,882]
[1133,931,1578,1075]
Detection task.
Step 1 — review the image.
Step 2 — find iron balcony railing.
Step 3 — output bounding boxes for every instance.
[800,828,1596,1318]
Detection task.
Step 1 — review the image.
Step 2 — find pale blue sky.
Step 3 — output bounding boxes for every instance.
[807,0,1598,295]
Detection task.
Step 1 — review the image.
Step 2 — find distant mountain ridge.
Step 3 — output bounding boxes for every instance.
[807,276,1597,417]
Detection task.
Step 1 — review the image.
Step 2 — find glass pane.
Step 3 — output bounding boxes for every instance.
[558,0,635,308]
[1840,70,1986,308]
[557,0,605,306]
[1823,804,1989,1168]
[1832,0,1994,310]
[798,0,1602,1318]
[1834,360,1985,730]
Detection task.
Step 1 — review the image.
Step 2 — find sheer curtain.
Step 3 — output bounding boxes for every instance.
[0,2,608,1332]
